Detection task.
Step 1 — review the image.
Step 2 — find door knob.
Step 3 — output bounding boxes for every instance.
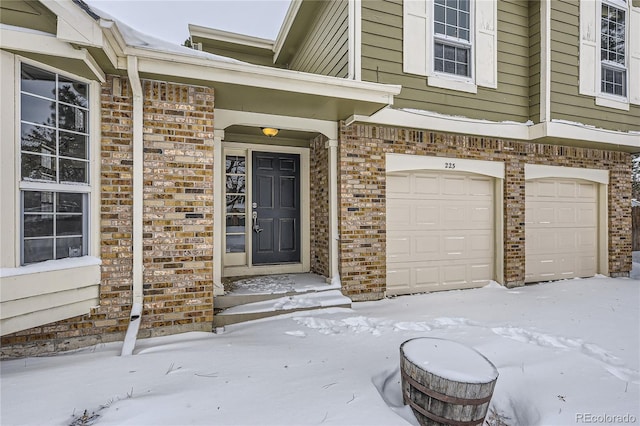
[252,211,262,233]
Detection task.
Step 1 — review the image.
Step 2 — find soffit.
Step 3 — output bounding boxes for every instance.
[140,70,390,121]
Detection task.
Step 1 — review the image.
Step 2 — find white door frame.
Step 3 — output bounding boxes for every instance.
[213,109,339,295]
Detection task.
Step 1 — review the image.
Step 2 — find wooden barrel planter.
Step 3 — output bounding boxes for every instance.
[400,338,498,426]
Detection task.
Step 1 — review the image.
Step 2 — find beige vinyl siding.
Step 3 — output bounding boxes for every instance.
[289,0,349,78]
[361,0,530,122]
[550,0,639,132]
[529,0,541,123]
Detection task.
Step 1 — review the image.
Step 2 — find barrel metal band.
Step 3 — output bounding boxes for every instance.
[407,399,485,426]
[401,370,491,426]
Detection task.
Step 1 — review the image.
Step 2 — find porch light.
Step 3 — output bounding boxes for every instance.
[261,127,279,137]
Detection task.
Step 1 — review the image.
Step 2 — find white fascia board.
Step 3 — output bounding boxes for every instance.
[348,108,530,140]
[541,121,640,149]
[188,24,274,51]
[348,108,640,150]
[273,0,303,63]
[41,0,103,47]
[133,51,400,105]
[99,20,126,69]
[0,25,105,82]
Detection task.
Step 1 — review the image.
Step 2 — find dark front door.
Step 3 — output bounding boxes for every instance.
[252,151,300,265]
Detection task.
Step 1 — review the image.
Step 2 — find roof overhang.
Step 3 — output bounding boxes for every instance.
[273,0,320,66]
[189,24,275,66]
[348,108,640,153]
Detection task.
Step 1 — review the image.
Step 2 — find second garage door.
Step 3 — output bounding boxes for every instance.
[525,178,598,283]
[386,171,495,296]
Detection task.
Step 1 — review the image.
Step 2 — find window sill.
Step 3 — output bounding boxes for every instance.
[595,95,630,111]
[427,74,478,94]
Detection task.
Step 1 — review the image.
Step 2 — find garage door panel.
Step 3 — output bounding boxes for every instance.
[469,178,493,195]
[557,207,577,223]
[558,181,577,197]
[442,205,466,224]
[578,183,597,198]
[387,170,495,295]
[526,178,598,283]
[414,175,439,194]
[387,173,411,194]
[387,235,411,259]
[441,176,466,195]
[387,268,411,295]
[471,206,492,223]
[442,265,467,285]
[471,263,493,281]
[414,235,440,259]
[578,230,597,249]
[414,267,440,289]
[387,203,412,228]
[415,205,439,227]
[577,206,597,225]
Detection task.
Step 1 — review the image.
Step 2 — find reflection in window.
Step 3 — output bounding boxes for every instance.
[21,63,89,184]
[20,63,90,264]
[225,155,246,253]
[600,1,627,97]
[433,0,471,77]
[22,191,86,264]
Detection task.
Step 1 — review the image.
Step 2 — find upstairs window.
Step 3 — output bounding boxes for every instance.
[433,0,471,77]
[600,1,627,97]
[20,63,90,264]
[403,0,497,92]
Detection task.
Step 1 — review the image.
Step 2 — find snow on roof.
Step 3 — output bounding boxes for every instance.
[633,199,640,207]
[86,4,248,65]
[402,108,534,126]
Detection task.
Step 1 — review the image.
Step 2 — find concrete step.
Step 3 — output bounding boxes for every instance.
[214,289,318,310]
[213,290,351,328]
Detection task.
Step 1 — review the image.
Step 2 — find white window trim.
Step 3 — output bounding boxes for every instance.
[14,57,101,268]
[598,0,629,102]
[431,0,475,86]
[581,0,639,109]
[0,53,101,335]
[402,0,497,93]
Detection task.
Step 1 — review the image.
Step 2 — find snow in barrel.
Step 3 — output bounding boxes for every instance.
[400,338,499,426]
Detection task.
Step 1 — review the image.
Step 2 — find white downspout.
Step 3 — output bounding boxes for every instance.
[121,55,144,356]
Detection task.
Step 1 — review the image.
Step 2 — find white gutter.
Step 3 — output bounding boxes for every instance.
[121,55,144,356]
[346,108,640,151]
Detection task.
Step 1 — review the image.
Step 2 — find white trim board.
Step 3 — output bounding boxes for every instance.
[386,153,505,179]
[347,108,640,151]
[524,164,609,184]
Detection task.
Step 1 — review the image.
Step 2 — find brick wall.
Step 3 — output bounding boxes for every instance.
[338,123,632,300]
[1,77,215,357]
[140,80,214,333]
[310,134,330,277]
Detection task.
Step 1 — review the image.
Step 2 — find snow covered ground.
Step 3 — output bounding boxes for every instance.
[2,267,639,425]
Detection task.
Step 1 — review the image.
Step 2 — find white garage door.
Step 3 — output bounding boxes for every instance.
[386,171,495,296]
[525,178,598,283]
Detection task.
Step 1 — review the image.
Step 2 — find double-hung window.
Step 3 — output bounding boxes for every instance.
[600,0,627,97]
[403,0,497,92]
[433,0,472,78]
[580,0,639,108]
[20,63,90,265]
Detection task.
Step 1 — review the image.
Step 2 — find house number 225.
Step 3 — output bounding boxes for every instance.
[445,162,456,169]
